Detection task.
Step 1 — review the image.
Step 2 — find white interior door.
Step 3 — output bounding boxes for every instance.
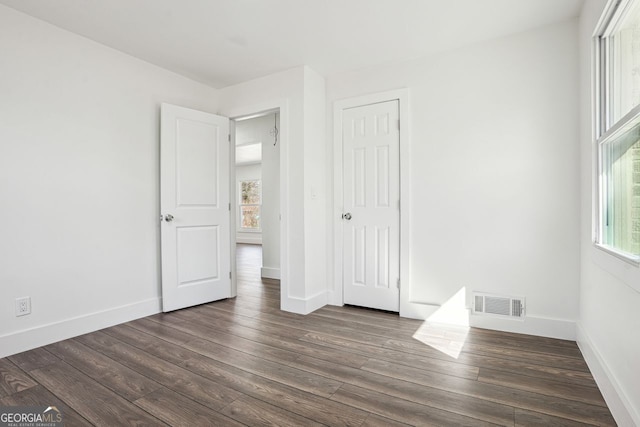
[342,100,400,312]
[161,103,230,312]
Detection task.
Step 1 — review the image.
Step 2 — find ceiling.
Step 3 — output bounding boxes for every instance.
[0,0,584,89]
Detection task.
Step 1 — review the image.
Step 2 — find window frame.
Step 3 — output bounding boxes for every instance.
[594,0,640,265]
[238,179,262,232]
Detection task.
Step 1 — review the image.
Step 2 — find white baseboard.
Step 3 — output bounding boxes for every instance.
[470,314,576,340]
[261,267,280,280]
[399,300,576,340]
[281,291,327,315]
[326,290,341,306]
[577,323,639,427]
[236,236,262,244]
[400,301,446,321]
[0,297,162,359]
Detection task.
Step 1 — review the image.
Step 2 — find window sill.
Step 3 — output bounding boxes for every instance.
[592,243,640,294]
[594,243,640,266]
[238,229,262,233]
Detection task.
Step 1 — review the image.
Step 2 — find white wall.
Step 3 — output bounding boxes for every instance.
[0,5,220,357]
[577,1,640,425]
[303,69,327,298]
[235,163,262,245]
[219,66,327,313]
[327,19,581,339]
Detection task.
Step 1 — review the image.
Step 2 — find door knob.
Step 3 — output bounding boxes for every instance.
[342,213,352,220]
[164,214,174,222]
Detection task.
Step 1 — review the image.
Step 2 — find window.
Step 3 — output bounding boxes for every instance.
[239,180,261,230]
[596,0,640,261]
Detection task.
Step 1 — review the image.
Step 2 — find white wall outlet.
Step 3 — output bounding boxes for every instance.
[15,297,31,316]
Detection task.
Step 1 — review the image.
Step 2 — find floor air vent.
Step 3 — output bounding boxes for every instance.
[473,293,525,318]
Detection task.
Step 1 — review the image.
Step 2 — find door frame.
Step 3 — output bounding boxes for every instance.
[332,89,412,315]
[229,119,237,298]
[226,101,288,310]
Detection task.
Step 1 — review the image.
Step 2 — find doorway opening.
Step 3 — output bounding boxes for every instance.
[235,243,281,310]
[231,110,281,298]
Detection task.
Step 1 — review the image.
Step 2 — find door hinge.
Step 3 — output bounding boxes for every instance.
[229,203,231,211]
[228,134,231,142]
[397,278,400,289]
[397,119,400,130]
[229,272,232,279]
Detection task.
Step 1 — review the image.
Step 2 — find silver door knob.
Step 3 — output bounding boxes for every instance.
[342,213,352,220]
[164,214,174,222]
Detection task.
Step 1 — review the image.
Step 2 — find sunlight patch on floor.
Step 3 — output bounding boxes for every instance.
[412,321,469,359]
[412,287,470,359]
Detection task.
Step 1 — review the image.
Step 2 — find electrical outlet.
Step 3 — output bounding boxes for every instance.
[15,297,31,317]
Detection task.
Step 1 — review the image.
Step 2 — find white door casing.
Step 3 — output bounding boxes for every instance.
[342,100,400,312]
[160,103,231,312]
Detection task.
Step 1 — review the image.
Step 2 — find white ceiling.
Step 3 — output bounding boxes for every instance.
[0,0,584,89]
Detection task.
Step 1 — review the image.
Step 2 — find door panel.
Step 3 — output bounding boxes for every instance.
[161,103,230,312]
[375,146,390,207]
[176,226,219,285]
[375,226,389,288]
[343,100,400,312]
[353,226,366,285]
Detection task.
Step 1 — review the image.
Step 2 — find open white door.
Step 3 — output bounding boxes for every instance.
[342,100,400,312]
[160,103,230,312]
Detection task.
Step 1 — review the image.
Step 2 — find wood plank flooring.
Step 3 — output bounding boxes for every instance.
[1,244,616,426]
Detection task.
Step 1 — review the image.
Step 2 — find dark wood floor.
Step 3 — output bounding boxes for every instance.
[1,245,615,426]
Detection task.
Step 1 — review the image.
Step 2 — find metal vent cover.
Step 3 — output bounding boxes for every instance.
[512,299,524,317]
[473,292,525,318]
